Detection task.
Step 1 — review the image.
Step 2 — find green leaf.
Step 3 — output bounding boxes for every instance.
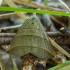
[0,6,70,16]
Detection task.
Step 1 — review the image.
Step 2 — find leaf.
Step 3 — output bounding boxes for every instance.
[0,6,70,16]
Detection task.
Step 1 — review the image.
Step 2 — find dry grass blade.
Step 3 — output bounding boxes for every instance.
[59,0,70,11]
[4,0,28,20]
[12,0,65,12]
[0,13,19,19]
[0,24,22,30]
[10,55,18,70]
[12,58,18,70]
[49,37,70,58]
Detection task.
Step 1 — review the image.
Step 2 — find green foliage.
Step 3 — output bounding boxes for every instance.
[0,6,70,16]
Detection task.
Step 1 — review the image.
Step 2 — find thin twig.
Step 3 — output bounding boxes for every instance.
[59,0,70,11]
[0,33,16,37]
[12,0,65,12]
[47,32,70,37]
[0,13,19,19]
[0,32,70,37]
[0,37,12,45]
[0,24,22,30]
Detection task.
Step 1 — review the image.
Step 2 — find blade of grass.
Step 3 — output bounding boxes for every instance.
[48,60,70,70]
[0,6,70,16]
[4,0,28,20]
[59,0,70,11]
[10,55,18,70]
